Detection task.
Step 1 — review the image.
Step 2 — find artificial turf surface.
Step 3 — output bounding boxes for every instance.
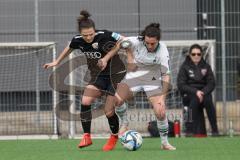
[0,137,239,160]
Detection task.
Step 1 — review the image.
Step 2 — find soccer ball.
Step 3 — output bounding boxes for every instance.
[120,130,143,151]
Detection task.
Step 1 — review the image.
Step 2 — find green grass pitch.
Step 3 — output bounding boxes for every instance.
[0,137,239,160]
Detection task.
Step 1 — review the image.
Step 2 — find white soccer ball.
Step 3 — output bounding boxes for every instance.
[120,130,143,151]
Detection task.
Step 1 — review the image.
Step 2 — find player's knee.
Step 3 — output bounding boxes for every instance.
[114,96,124,107]
[156,109,166,120]
[116,98,123,105]
[116,100,124,107]
[81,97,94,105]
[115,103,127,113]
[105,109,115,117]
[81,98,93,106]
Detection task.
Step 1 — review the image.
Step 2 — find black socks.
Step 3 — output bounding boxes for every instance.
[80,105,92,133]
[106,113,119,134]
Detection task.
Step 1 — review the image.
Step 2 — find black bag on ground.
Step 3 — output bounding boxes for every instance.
[148,120,174,137]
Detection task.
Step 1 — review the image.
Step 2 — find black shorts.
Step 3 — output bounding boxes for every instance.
[89,72,126,95]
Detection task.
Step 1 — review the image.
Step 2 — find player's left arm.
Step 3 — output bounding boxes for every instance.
[160,43,171,99]
[161,74,171,99]
[98,40,122,63]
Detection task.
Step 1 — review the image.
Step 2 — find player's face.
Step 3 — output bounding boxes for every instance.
[190,48,202,64]
[80,27,96,43]
[144,36,159,52]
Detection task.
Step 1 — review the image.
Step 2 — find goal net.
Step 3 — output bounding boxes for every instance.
[0,42,57,137]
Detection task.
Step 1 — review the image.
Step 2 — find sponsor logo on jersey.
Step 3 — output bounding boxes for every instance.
[201,69,207,76]
[189,70,194,77]
[83,52,102,59]
[92,42,99,49]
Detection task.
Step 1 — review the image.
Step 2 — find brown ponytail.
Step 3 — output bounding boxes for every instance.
[77,10,95,32]
[141,23,161,40]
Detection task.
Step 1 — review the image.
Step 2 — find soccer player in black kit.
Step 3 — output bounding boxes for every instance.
[43,10,126,151]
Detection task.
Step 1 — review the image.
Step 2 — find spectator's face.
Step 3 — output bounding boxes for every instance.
[80,27,95,43]
[144,36,159,52]
[190,48,202,64]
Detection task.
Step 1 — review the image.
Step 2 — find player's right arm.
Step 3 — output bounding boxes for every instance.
[43,45,73,69]
[126,48,138,72]
[125,36,139,72]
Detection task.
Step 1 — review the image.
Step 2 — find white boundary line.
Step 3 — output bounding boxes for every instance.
[0,135,58,140]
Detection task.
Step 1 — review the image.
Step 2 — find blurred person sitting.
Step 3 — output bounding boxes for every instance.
[177,44,219,137]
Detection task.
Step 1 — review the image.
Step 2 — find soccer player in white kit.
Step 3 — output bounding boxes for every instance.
[115,23,176,150]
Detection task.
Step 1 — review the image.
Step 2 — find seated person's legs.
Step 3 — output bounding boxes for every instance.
[195,105,207,136]
[183,94,206,136]
[182,96,193,135]
[202,94,219,135]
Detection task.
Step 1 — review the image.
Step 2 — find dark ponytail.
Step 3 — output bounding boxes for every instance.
[77,10,95,32]
[141,23,161,40]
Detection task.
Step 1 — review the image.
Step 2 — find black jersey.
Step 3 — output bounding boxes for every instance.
[69,30,126,75]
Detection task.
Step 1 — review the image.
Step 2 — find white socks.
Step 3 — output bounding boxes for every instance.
[157,118,169,145]
[115,103,129,127]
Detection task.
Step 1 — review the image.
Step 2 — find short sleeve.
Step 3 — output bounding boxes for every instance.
[69,35,82,49]
[125,36,140,50]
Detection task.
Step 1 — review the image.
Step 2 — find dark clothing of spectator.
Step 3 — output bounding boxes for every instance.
[177,56,219,136]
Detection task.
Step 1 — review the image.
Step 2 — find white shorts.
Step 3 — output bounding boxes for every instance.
[122,70,163,98]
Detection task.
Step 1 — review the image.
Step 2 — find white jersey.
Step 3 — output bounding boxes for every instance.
[126,36,170,77]
[121,36,171,97]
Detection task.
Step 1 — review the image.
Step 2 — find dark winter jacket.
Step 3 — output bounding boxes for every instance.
[177,56,215,95]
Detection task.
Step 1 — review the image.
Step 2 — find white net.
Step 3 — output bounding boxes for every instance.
[0,42,56,136]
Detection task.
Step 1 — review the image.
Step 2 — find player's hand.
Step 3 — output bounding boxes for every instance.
[43,61,58,69]
[196,90,204,103]
[127,63,138,72]
[115,39,123,50]
[97,58,107,71]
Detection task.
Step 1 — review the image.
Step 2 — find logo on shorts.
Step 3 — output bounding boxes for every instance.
[153,57,157,63]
